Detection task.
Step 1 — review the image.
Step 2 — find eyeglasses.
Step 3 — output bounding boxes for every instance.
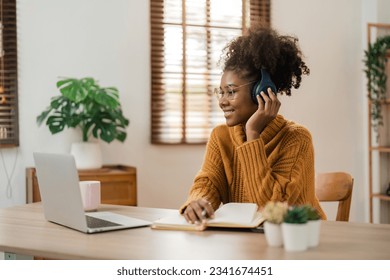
[213,81,256,100]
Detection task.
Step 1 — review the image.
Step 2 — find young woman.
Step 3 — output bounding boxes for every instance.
[180,26,326,223]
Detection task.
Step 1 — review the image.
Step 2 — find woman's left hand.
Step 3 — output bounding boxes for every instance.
[245,88,281,141]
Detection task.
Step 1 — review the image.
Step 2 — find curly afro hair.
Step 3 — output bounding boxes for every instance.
[220,26,310,96]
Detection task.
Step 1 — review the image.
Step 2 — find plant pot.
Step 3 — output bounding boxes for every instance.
[307,220,321,247]
[70,142,103,170]
[263,221,283,247]
[281,222,308,252]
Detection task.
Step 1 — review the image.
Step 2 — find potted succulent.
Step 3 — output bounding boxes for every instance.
[261,201,288,247]
[302,205,321,248]
[281,206,309,252]
[37,77,129,169]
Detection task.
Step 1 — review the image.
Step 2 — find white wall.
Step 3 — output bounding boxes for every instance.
[0,0,387,222]
[272,0,365,220]
[0,0,204,210]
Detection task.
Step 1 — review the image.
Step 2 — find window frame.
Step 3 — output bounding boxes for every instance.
[150,0,270,145]
[0,0,18,148]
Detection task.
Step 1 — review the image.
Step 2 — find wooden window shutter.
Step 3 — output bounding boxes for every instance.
[0,0,18,147]
[150,0,270,144]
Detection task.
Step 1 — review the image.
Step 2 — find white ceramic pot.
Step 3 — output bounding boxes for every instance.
[264,221,283,247]
[281,222,308,252]
[70,142,103,170]
[307,220,321,247]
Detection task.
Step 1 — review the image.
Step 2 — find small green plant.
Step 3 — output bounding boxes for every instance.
[283,206,308,224]
[37,77,129,143]
[261,201,288,224]
[302,205,320,221]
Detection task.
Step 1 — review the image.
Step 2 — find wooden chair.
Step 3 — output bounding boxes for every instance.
[315,172,354,222]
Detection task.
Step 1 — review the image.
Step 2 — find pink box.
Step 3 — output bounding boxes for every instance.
[79,181,101,212]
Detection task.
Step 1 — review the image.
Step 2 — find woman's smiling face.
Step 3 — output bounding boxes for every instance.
[218,70,258,127]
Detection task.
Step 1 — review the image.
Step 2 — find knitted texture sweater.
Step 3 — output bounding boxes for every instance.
[180,114,326,219]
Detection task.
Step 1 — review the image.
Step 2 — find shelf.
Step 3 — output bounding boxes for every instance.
[26,165,137,206]
[370,146,390,152]
[368,99,390,105]
[382,99,390,105]
[372,193,390,201]
[367,23,390,223]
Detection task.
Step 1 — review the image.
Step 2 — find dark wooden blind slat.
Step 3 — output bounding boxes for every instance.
[0,0,18,147]
[150,0,270,144]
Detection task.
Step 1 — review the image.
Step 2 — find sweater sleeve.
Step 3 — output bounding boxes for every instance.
[179,128,229,213]
[236,128,316,207]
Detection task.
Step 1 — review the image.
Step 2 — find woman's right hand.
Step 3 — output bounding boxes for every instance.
[183,198,215,224]
[245,88,281,141]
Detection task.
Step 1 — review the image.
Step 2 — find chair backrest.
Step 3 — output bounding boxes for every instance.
[315,172,354,222]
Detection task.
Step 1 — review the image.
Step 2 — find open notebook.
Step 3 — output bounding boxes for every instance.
[152,203,265,231]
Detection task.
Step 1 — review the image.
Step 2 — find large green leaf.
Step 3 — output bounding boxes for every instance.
[46,114,66,134]
[57,78,93,103]
[50,96,66,109]
[84,110,129,143]
[36,109,52,126]
[93,87,120,109]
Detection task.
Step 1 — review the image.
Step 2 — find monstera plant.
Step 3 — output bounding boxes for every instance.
[37,77,129,169]
[37,77,129,143]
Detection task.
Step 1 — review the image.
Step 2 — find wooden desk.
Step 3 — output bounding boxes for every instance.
[26,165,137,206]
[1,203,390,260]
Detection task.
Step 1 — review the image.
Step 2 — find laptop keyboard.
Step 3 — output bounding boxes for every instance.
[86,215,122,228]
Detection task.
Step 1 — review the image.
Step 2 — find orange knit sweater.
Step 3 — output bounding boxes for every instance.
[180,115,326,219]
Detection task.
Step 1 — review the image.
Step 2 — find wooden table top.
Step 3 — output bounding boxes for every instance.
[1,203,390,260]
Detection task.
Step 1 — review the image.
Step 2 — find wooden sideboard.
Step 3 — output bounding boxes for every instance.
[26,165,137,206]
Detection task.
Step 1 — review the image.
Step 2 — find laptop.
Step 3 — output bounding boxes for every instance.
[33,152,152,233]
